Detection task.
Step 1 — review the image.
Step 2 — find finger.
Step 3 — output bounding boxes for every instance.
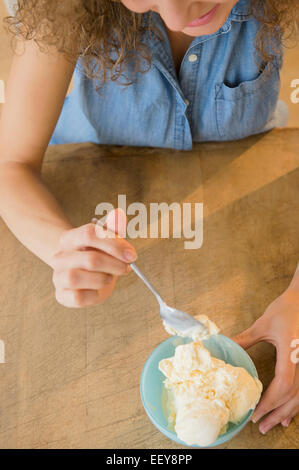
[51,250,131,276]
[97,275,117,303]
[258,398,299,434]
[53,269,114,290]
[59,223,136,262]
[55,288,103,308]
[252,373,294,423]
[275,340,297,391]
[281,417,292,427]
[232,322,262,350]
[253,340,297,422]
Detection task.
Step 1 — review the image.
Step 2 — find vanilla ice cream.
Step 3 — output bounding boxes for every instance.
[163,314,220,341]
[159,341,262,447]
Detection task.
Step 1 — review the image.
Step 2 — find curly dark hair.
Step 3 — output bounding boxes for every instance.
[3,0,299,90]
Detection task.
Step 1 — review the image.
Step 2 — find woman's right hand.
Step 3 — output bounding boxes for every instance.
[50,211,136,307]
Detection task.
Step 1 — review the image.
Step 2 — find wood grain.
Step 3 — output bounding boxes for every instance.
[0,128,298,448]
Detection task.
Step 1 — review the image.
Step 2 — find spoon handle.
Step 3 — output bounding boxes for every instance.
[91,219,165,308]
[130,263,164,307]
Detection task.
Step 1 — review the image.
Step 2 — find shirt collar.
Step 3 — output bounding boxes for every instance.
[229,0,253,22]
[141,0,253,45]
[140,0,253,87]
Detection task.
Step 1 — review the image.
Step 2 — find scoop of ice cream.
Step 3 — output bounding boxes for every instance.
[175,399,230,447]
[159,341,214,382]
[159,340,262,446]
[163,314,220,341]
[223,365,263,423]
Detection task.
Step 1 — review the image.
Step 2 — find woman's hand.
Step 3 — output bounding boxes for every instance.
[233,287,299,434]
[50,209,136,307]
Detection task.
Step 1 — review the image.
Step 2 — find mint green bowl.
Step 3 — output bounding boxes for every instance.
[140,334,259,448]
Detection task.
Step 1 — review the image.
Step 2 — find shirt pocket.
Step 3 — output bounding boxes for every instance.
[215,61,280,140]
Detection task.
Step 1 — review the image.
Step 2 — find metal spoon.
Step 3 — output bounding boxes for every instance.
[130,262,208,337]
[91,218,208,337]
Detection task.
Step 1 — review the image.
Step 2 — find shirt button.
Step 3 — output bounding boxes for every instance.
[185,99,190,106]
[188,53,198,63]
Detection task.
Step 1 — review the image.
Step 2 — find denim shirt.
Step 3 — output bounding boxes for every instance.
[49,0,286,150]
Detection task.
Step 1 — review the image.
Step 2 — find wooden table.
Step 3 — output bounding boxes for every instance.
[0,128,299,449]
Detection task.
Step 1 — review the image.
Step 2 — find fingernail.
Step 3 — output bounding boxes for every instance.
[259,425,269,435]
[281,418,291,428]
[123,249,136,262]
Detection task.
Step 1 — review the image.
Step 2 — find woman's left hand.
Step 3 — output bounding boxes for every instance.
[233,287,299,434]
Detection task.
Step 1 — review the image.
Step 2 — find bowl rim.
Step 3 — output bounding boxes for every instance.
[140,334,258,448]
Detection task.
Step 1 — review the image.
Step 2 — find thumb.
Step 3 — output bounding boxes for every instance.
[105,208,127,237]
[232,322,261,350]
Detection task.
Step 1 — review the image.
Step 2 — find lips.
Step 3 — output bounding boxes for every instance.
[186,4,220,27]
